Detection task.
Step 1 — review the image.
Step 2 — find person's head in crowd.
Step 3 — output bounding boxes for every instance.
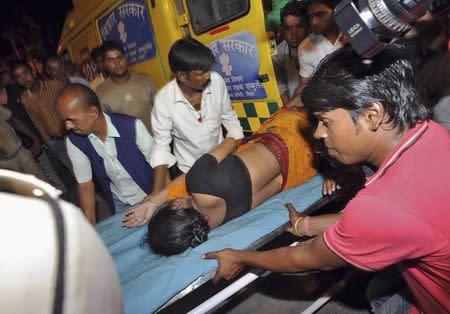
[0,70,15,87]
[11,61,39,91]
[56,83,103,137]
[416,51,450,106]
[302,46,429,166]
[100,41,129,79]
[147,202,209,256]
[280,1,308,49]
[46,56,69,83]
[169,37,215,92]
[65,61,77,77]
[90,47,108,77]
[26,55,46,79]
[306,0,339,36]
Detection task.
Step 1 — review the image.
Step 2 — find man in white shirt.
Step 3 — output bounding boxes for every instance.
[56,84,154,224]
[272,1,308,106]
[151,38,244,193]
[290,0,343,106]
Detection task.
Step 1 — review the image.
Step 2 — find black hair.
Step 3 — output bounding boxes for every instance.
[306,0,340,10]
[90,47,104,61]
[280,1,308,22]
[302,46,430,132]
[58,83,102,111]
[11,61,33,74]
[147,205,209,256]
[168,38,215,73]
[100,40,126,57]
[46,55,61,64]
[415,51,450,106]
[45,56,64,71]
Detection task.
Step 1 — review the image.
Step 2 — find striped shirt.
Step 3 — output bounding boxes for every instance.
[20,80,66,144]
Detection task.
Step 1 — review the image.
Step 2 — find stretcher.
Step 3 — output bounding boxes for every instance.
[96,175,326,313]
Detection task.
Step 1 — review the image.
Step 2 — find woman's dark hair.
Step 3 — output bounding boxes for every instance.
[147,205,209,256]
[302,46,430,132]
[168,37,215,73]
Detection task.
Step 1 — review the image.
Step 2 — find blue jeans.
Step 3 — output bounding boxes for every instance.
[367,267,412,314]
[372,289,412,314]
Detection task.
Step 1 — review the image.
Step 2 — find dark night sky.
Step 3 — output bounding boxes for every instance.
[0,0,73,57]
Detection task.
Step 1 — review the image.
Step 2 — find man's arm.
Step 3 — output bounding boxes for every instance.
[204,234,346,283]
[150,94,177,193]
[217,74,244,140]
[208,137,238,163]
[8,116,42,156]
[286,203,341,237]
[134,118,162,192]
[285,76,310,108]
[152,165,170,194]
[280,91,290,106]
[66,137,96,223]
[77,180,96,224]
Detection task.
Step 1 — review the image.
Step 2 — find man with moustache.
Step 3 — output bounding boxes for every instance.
[293,0,344,101]
[150,38,244,193]
[96,41,157,134]
[56,84,154,224]
[272,1,308,106]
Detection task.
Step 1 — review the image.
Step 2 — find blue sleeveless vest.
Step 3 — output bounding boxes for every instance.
[69,113,153,208]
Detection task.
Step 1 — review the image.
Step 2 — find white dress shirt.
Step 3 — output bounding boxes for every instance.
[150,71,244,173]
[66,113,153,205]
[273,40,299,98]
[298,33,343,78]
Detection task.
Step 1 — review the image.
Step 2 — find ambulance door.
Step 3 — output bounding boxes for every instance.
[183,0,282,132]
[95,0,173,87]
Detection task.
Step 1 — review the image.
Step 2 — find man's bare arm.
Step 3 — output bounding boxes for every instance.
[285,76,310,108]
[204,234,346,283]
[78,180,96,224]
[152,165,170,194]
[8,116,42,156]
[280,91,290,107]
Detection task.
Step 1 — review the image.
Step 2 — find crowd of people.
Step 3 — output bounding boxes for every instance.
[0,0,449,312]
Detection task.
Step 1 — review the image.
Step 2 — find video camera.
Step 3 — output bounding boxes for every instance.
[334,0,449,57]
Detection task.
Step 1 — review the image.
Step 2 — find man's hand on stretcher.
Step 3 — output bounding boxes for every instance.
[203,204,305,283]
[122,195,157,228]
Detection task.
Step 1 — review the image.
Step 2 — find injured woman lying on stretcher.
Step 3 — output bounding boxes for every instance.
[123,108,319,255]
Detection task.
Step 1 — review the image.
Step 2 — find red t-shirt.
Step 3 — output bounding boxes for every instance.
[324,121,450,313]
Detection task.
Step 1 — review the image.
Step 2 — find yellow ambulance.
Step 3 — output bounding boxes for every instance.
[58,0,282,132]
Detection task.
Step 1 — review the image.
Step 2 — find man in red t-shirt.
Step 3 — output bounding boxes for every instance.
[203,47,450,313]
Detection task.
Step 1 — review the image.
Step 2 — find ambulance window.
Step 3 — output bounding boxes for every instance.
[186,0,249,34]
